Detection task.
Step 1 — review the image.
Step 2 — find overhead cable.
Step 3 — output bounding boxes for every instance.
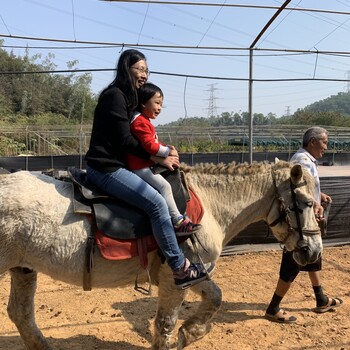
[99,1,350,16]
[2,44,330,57]
[2,68,350,84]
[3,33,350,56]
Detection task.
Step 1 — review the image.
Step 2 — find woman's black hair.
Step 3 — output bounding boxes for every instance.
[99,49,146,109]
[136,82,163,112]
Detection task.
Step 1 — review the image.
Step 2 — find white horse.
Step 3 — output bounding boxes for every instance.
[0,161,322,350]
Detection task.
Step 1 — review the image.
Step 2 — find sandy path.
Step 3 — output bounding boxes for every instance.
[0,245,349,350]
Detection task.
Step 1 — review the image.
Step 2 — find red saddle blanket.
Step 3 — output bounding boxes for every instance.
[95,187,204,262]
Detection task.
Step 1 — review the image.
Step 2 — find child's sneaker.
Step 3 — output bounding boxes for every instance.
[173,260,215,290]
[174,218,201,236]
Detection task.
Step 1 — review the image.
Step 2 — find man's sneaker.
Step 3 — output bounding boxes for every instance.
[174,218,202,237]
[173,261,215,290]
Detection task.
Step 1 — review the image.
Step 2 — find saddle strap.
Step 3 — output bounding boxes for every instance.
[137,237,148,269]
[83,223,96,291]
[134,237,153,295]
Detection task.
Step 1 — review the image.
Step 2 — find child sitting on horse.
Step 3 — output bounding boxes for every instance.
[127,82,201,236]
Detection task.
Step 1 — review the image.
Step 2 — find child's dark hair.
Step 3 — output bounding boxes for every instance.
[136,82,163,112]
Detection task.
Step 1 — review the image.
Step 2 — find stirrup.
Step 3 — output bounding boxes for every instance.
[189,233,212,281]
[134,267,152,295]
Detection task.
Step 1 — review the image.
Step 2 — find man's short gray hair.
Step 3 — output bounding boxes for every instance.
[303,127,328,148]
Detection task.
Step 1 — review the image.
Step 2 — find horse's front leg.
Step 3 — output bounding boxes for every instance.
[8,267,52,350]
[152,266,187,350]
[177,278,222,349]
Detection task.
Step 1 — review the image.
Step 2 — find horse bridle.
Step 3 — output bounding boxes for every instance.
[267,172,318,251]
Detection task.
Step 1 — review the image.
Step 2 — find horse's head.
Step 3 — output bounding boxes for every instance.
[266,163,323,266]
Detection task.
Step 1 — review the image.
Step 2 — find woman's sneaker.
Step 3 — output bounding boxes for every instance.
[174,218,202,237]
[173,261,215,290]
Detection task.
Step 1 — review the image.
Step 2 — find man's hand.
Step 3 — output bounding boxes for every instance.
[313,202,325,222]
[321,192,332,203]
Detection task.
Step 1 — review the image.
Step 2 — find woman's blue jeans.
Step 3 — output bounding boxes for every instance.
[86,165,185,272]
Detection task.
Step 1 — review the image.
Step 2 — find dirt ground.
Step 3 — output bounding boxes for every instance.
[0,245,349,350]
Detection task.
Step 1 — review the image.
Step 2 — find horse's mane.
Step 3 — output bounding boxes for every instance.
[181,160,291,176]
[181,160,316,202]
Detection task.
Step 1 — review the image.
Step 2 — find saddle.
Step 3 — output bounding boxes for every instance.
[68,165,190,239]
[67,166,194,292]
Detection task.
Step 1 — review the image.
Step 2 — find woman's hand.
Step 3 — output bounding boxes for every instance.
[151,155,180,171]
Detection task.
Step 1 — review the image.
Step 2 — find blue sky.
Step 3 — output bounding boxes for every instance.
[1,0,350,125]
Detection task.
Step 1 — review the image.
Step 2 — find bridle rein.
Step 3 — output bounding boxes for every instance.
[267,171,319,251]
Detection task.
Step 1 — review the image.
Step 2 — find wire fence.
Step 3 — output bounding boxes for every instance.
[2,124,350,157]
[1,151,350,173]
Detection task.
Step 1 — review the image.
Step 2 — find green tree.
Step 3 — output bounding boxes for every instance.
[0,44,96,122]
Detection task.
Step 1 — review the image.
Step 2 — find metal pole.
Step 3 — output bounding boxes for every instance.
[248,49,253,164]
[79,101,85,169]
[248,0,292,164]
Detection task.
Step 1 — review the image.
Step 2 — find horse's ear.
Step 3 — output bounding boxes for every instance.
[290,164,302,184]
[274,157,280,164]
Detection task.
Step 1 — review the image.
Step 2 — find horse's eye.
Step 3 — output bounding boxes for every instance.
[305,201,313,208]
